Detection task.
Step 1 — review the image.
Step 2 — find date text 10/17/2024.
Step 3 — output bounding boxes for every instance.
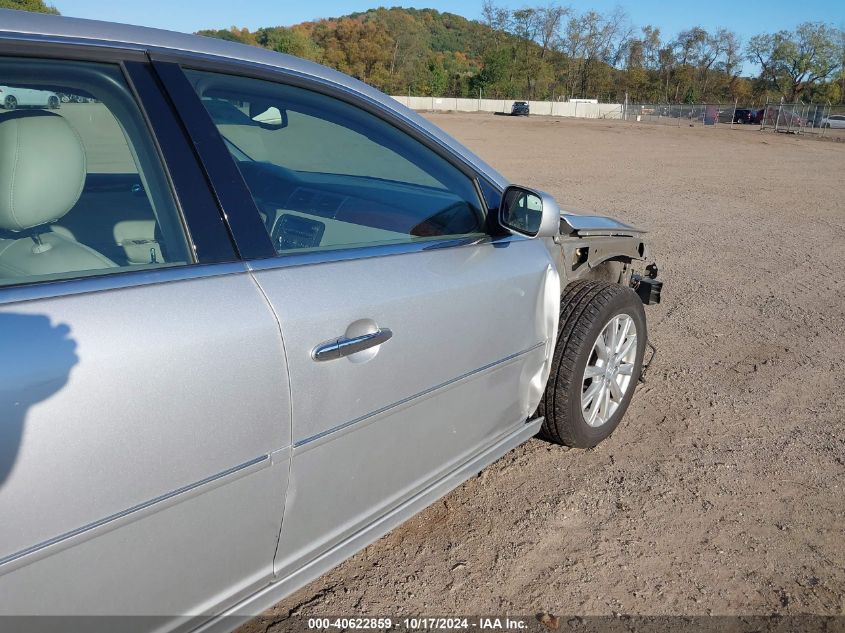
[307,617,532,630]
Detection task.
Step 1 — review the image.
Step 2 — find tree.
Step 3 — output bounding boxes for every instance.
[195,6,841,104]
[481,0,511,51]
[747,22,842,101]
[312,18,395,87]
[255,26,320,61]
[0,0,58,13]
[837,28,845,104]
[670,27,706,101]
[537,4,568,59]
[196,28,252,44]
[624,25,663,101]
[370,8,428,92]
[716,29,743,99]
[563,8,632,99]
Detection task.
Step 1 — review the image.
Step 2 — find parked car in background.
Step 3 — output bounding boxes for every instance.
[732,108,753,124]
[511,100,530,116]
[58,92,95,103]
[756,105,804,128]
[805,109,825,128]
[821,114,845,129]
[0,9,660,632]
[0,84,59,109]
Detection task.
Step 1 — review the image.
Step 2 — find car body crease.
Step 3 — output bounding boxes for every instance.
[293,341,546,449]
[0,454,270,571]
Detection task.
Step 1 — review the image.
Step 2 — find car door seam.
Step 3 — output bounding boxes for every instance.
[246,271,296,562]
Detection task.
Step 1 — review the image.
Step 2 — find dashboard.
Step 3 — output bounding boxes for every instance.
[236,161,484,252]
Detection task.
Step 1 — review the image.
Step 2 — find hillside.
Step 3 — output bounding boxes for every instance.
[197,6,843,105]
[198,7,531,99]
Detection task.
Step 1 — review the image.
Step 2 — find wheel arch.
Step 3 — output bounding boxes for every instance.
[573,257,631,284]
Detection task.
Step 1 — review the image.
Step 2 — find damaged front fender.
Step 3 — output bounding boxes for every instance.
[560,213,645,238]
[552,213,653,285]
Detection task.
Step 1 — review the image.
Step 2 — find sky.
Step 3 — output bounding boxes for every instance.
[53,0,845,48]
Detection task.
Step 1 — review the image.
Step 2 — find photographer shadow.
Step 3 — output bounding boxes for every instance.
[0,312,79,487]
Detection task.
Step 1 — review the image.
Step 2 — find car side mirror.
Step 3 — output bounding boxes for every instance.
[499,185,560,238]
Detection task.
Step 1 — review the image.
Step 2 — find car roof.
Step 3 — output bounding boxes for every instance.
[0,8,508,189]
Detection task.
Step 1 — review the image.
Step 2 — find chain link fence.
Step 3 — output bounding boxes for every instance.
[757,101,845,137]
[623,103,760,126]
[623,100,845,139]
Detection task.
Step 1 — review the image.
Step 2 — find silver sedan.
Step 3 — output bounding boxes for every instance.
[0,9,660,632]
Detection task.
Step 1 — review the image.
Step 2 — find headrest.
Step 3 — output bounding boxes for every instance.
[0,110,86,231]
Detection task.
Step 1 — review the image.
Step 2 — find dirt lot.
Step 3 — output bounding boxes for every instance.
[242,114,845,628]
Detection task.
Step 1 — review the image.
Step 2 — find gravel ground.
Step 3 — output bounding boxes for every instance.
[241,114,845,629]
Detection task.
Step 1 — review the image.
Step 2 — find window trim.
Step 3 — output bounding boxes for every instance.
[153,60,498,261]
[0,33,149,64]
[0,37,239,295]
[0,261,250,306]
[123,60,239,263]
[150,61,276,260]
[244,233,525,275]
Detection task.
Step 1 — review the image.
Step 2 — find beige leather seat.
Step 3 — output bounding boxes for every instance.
[0,110,116,280]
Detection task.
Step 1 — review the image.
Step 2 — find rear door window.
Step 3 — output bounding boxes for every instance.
[0,58,191,287]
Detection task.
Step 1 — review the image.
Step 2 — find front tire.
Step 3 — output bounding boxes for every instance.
[538,280,647,448]
[48,95,60,109]
[4,95,17,110]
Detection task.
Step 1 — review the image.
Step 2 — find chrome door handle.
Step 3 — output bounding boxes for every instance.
[312,328,393,362]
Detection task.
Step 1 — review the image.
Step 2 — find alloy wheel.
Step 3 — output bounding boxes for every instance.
[581,314,638,427]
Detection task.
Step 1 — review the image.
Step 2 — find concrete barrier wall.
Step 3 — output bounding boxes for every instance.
[391,96,623,119]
